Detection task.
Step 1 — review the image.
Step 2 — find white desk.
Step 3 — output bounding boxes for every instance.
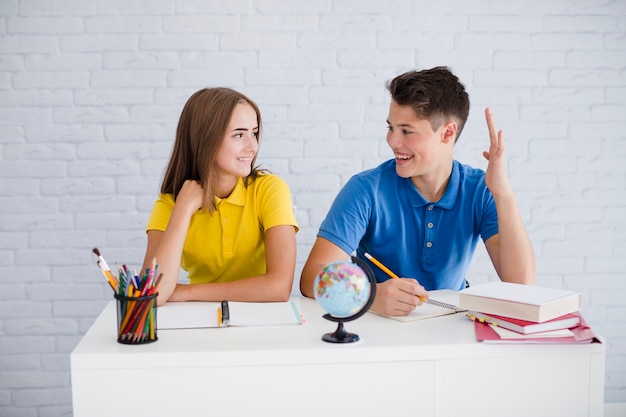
[71,297,605,417]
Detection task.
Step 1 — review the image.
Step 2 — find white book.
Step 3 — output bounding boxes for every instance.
[458,282,581,323]
[157,300,303,329]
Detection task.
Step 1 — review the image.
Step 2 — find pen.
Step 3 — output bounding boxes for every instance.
[217,300,230,327]
[220,300,230,327]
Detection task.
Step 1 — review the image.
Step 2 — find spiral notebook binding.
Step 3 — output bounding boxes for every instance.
[425,298,467,313]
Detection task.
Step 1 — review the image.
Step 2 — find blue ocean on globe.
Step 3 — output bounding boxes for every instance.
[314,261,372,318]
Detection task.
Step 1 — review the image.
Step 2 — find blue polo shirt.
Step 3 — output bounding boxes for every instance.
[318,159,498,290]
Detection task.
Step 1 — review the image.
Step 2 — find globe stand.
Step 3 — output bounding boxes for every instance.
[318,256,377,344]
[322,318,360,343]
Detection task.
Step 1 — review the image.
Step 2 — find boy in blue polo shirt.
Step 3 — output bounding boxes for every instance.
[300,66,535,316]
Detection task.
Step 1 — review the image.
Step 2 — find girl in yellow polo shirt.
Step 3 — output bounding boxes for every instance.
[142,88,298,306]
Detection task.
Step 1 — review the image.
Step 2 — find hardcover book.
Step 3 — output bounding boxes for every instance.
[458,282,581,323]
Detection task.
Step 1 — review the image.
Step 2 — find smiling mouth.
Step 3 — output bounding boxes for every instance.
[394,153,413,160]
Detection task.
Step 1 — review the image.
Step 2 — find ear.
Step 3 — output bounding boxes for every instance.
[441,121,457,144]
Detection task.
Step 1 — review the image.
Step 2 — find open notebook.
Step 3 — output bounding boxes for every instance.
[369,289,465,322]
[157,300,302,329]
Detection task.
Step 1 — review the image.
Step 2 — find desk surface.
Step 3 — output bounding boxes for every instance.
[72,296,604,368]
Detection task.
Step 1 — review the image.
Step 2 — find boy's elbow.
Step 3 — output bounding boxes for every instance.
[499,268,536,286]
[521,268,536,285]
[299,274,315,298]
[518,257,536,285]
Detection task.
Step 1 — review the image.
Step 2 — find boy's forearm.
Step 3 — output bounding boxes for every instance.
[493,193,536,284]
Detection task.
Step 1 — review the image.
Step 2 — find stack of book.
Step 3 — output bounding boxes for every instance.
[458,282,599,344]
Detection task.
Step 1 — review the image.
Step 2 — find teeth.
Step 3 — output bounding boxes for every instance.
[395,154,412,160]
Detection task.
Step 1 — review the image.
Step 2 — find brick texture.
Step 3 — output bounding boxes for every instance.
[1,0,625,415]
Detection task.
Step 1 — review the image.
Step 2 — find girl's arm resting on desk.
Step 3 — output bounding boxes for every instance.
[143,216,195,307]
[170,224,297,302]
[142,180,202,306]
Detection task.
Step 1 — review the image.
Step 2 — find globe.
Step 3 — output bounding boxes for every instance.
[313,257,377,343]
[314,261,371,317]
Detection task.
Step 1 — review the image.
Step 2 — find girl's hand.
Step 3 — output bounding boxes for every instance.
[176,180,204,215]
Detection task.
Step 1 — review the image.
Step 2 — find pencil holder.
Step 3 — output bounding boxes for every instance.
[114,293,158,345]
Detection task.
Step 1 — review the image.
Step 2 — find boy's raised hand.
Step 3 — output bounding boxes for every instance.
[483,107,513,198]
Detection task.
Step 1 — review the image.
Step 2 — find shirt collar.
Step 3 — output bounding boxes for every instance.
[215,177,246,207]
[403,160,460,210]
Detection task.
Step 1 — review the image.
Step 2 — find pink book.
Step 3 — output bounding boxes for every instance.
[468,311,581,334]
[473,318,600,344]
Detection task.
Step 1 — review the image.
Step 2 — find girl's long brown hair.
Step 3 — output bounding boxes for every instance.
[160,87,265,213]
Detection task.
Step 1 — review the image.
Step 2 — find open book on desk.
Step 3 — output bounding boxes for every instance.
[369,289,465,322]
[157,300,302,329]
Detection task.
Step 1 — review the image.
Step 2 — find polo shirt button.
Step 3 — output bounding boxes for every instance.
[426,241,433,248]
[224,236,231,242]
[428,205,434,210]
[223,218,229,224]
[428,222,434,228]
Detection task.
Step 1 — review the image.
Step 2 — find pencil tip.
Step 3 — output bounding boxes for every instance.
[92,247,101,256]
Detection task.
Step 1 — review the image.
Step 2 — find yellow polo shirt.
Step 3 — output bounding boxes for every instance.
[146,174,298,284]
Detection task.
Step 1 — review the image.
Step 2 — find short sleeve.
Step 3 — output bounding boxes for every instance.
[146,194,176,232]
[255,175,299,232]
[317,175,371,255]
[479,189,499,243]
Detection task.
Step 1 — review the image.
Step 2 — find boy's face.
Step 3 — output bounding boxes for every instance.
[386,100,454,181]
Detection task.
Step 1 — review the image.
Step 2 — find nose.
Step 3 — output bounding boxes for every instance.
[245,133,258,152]
[386,128,399,149]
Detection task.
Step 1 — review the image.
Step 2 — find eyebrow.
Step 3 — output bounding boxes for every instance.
[231,127,259,132]
[386,120,414,128]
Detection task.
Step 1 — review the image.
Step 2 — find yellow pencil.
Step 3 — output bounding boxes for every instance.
[364,252,427,302]
[364,252,462,312]
[364,252,399,279]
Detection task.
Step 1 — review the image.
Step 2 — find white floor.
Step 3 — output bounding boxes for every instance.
[605,402,626,417]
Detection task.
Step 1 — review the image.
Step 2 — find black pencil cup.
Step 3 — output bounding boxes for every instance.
[114,293,158,344]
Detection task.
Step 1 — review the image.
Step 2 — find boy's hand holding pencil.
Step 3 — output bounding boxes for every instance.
[364,253,460,314]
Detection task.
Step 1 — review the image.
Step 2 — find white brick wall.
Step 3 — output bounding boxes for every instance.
[1,0,625,415]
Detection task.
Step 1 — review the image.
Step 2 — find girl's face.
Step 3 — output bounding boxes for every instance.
[214,102,259,194]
